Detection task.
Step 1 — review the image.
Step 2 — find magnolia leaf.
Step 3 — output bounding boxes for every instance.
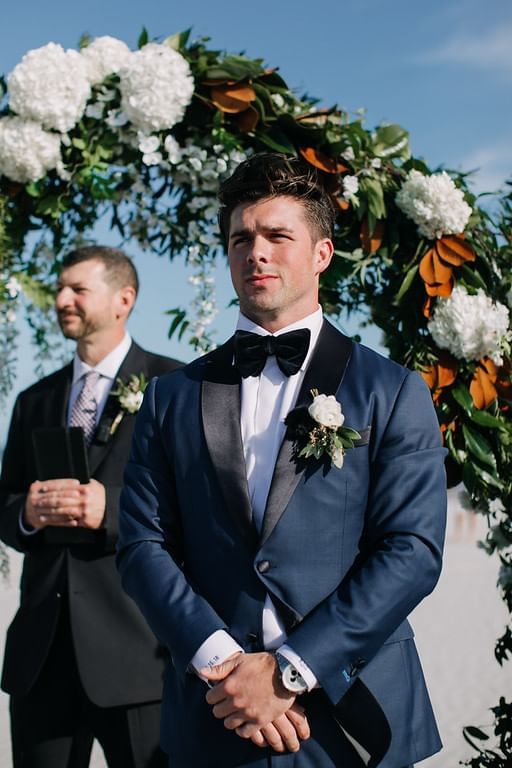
[452,383,473,415]
[361,178,386,219]
[470,410,504,430]
[462,424,496,470]
[395,265,419,303]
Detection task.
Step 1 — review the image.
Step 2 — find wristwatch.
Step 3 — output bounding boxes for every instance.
[275,652,308,694]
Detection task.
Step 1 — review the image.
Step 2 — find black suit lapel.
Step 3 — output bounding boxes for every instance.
[88,342,147,476]
[49,365,73,426]
[201,339,257,551]
[260,321,353,545]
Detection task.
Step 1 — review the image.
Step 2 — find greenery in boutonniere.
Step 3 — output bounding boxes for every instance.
[285,389,360,469]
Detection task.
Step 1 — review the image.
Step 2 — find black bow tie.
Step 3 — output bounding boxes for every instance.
[233,328,311,378]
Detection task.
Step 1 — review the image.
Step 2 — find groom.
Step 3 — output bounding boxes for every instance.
[117,153,447,767]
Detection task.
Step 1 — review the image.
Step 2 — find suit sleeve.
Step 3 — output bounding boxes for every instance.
[0,394,41,552]
[117,377,229,678]
[285,371,447,705]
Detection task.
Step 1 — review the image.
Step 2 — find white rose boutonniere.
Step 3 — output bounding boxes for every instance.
[109,373,148,435]
[285,389,360,469]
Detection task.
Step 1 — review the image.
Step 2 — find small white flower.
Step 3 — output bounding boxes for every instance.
[271,93,285,109]
[106,109,129,128]
[142,151,163,166]
[309,394,345,428]
[138,134,160,154]
[164,134,182,164]
[342,175,359,199]
[85,102,104,120]
[5,277,21,298]
[371,157,382,169]
[488,498,505,515]
[428,285,510,366]
[341,146,355,162]
[396,169,472,240]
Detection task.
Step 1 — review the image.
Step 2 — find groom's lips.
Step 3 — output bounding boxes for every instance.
[245,273,278,285]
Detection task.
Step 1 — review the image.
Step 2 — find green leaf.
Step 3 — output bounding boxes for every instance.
[395,265,419,303]
[373,124,410,159]
[470,409,504,430]
[137,27,149,49]
[452,383,473,415]
[462,424,496,470]
[255,131,295,154]
[163,28,191,51]
[361,178,386,219]
[463,726,489,741]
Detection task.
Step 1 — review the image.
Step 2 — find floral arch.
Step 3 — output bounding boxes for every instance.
[0,29,511,760]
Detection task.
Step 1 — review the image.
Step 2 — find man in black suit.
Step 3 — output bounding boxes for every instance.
[0,246,182,768]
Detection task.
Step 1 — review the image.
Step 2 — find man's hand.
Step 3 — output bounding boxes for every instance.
[203,651,308,751]
[24,478,106,530]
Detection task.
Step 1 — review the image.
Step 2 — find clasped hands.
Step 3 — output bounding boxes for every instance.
[202,651,310,754]
[24,478,106,530]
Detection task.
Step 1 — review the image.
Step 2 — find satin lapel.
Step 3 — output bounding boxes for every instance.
[88,342,146,476]
[260,321,353,546]
[201,339,257,551]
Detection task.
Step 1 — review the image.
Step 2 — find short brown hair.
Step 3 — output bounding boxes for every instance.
[218,153,337,245]
[61,246,139,295]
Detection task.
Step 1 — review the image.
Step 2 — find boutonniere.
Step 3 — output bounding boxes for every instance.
[284,388,361,469]
[109,373,148,436]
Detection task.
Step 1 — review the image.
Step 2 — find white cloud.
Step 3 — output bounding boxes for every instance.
[419,22,512,71]
[461,140,512,194]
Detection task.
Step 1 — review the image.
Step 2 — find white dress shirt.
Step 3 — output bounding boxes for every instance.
[191,309,322,690]
[67,332,132,426]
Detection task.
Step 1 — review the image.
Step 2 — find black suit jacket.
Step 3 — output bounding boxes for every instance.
[0,341,182,707]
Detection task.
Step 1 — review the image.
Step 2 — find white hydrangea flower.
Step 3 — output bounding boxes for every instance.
[342,175,359,199]
[81,36,131,85]
[0,117,61,183]
[428,285,510,366]
[396,169,472,240]
[119,42,194,132]
[8,43,91,132]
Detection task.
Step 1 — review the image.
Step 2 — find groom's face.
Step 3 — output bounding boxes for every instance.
[227,195,333,331]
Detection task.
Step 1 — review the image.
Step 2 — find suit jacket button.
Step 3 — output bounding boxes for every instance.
[257,560,271,574]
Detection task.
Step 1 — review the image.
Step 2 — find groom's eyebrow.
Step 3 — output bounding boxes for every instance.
[230,224,294,239]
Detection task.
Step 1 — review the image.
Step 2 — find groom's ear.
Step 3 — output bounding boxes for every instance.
[314,238,334,275]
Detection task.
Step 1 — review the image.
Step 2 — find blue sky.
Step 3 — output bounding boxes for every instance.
[1,0,511,428]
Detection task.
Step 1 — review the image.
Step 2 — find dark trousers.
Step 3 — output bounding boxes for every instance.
[10,605,166,768]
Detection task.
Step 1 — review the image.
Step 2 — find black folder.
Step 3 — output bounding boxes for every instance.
[32,427,90,484]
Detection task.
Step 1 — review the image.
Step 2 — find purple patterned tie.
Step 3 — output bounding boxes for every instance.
[69,371,101,447]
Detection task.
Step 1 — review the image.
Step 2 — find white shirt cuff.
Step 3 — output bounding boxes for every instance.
[278,643,319,691]
[190,630,244,681]
[19,511,38,536]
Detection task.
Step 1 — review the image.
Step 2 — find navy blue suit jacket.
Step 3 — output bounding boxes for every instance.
[117,321,447,767]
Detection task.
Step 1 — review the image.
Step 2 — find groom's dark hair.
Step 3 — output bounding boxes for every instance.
[218,152,337,246]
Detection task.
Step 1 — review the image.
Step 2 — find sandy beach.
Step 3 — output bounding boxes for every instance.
[0,490,509,767]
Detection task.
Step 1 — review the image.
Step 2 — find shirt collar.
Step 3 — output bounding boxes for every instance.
[236,307,323,373]
[72,333,132,385]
